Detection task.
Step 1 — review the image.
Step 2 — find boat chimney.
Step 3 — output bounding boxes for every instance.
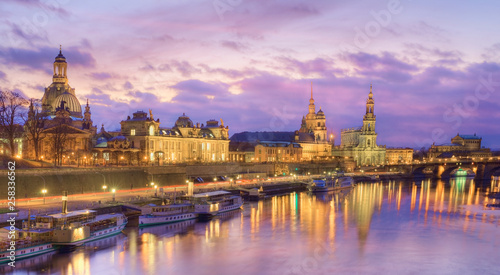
[62,191,68,214]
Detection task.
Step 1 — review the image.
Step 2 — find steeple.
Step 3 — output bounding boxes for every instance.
[363,84,376,133]
[83,99,93,129]
[28,99,34,120]
[365,83,375,116]
[309,81,315,115]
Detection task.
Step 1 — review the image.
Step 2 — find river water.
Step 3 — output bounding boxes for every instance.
[6,177,500,275]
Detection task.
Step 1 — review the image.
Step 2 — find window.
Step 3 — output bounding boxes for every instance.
[149,125,154,136]
[131,129,136,136]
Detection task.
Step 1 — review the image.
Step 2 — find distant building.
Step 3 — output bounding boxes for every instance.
[254,141,302,162]
[229,132,302,163]
[386,148,413,164]
[332,85,386,166]
[92,111,230,165]
[229,84,333,162]
[297,83,332,160]
[427,133,491,159]
[24,48,96,164]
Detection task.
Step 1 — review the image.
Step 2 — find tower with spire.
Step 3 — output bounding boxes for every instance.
[333,84,385,166]
[299,82,328,142]
[83,99,93,129]
[359,84,378,148]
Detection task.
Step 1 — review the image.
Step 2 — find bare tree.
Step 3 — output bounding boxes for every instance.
[23,99,47,160]
[50,122,69,166]
[0,91,28,157]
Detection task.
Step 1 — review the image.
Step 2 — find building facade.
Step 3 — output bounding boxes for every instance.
[427,134,491,159]
[386,148,414,164]
[24,48,97,165]
[296,83,332,160]
[332,85,386,166]
[254,141,302,163]
[92,111,230,165]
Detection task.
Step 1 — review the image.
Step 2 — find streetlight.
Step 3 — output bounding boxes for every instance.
[154,185,158,197]
[42,189,47,204]
[112,188,116,202]
[96,172,106,191]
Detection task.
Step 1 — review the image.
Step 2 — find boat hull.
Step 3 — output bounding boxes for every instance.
[0,243,56,264]
[139,213,197,227]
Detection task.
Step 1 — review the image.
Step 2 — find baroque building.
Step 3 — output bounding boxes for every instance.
[332,85,386,166]
[229,83,332,162]
[386,148,413,164]
[297,83,332,160]
[92,111,230,165]
[427,134,491,159]
[24,48,97,165]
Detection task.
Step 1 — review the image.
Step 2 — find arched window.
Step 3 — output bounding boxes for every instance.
[367,139,371,147]
[149,125,154,136]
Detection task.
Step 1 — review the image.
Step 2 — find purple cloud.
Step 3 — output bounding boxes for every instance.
[0,46,96,71]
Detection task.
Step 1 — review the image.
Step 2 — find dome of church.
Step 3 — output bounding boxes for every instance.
[52,92,82,117]
[317,109,325,117]
[175,113,193,127]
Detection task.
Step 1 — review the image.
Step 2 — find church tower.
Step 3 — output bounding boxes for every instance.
[307,82,316,119]
[83,99,93,129]
[360,84,377,147]
[299,82,327,142]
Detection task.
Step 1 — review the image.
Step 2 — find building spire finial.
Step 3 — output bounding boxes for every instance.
[59,45,62,54]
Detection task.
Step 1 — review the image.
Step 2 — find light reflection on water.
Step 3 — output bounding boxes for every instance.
[6,178,500,275]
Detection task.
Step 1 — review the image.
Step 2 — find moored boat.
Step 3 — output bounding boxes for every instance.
[191,191,243,220]
[0,227,56,264]
[308,176,353,193]
[139,203,197,227]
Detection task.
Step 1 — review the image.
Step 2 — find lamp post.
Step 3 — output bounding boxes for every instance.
[96,172,106,191]
[112,188,116,202]
[42,189,47,204]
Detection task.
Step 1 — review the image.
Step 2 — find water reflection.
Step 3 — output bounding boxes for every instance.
[6,178,500,275]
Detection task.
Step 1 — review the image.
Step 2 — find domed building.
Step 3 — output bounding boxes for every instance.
[24,48,97,165]
[52,91,83,117]
[106,110,230,165]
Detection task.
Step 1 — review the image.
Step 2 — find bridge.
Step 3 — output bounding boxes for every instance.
[385,157,500,180]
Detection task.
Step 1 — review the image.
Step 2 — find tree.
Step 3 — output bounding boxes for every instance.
[0,90,28,157]
[50,122,69,166]
[23,99,47,160]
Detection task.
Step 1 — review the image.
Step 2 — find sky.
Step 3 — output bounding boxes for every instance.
[1,0,500,149]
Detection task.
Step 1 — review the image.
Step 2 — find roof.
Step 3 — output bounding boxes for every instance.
[458,134,481,140]
[230,131,295,143]
[192,190,231,198]
[48,209,97,219]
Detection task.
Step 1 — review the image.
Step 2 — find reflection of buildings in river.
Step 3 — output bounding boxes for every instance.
[345,182,384,252]
[133,219,197,270]
[201,209,243,241]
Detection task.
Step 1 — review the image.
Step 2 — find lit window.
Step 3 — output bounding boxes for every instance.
[149,125,154,136]
[131,129,136,136]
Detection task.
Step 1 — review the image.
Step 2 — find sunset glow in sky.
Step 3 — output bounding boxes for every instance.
[1,0,500,148]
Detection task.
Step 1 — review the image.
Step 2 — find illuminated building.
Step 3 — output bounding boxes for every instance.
[24,48,96,164]
[385,148,413,164]
[332,85,386,166]
[427,133,492,159]
[92,111,230,165]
